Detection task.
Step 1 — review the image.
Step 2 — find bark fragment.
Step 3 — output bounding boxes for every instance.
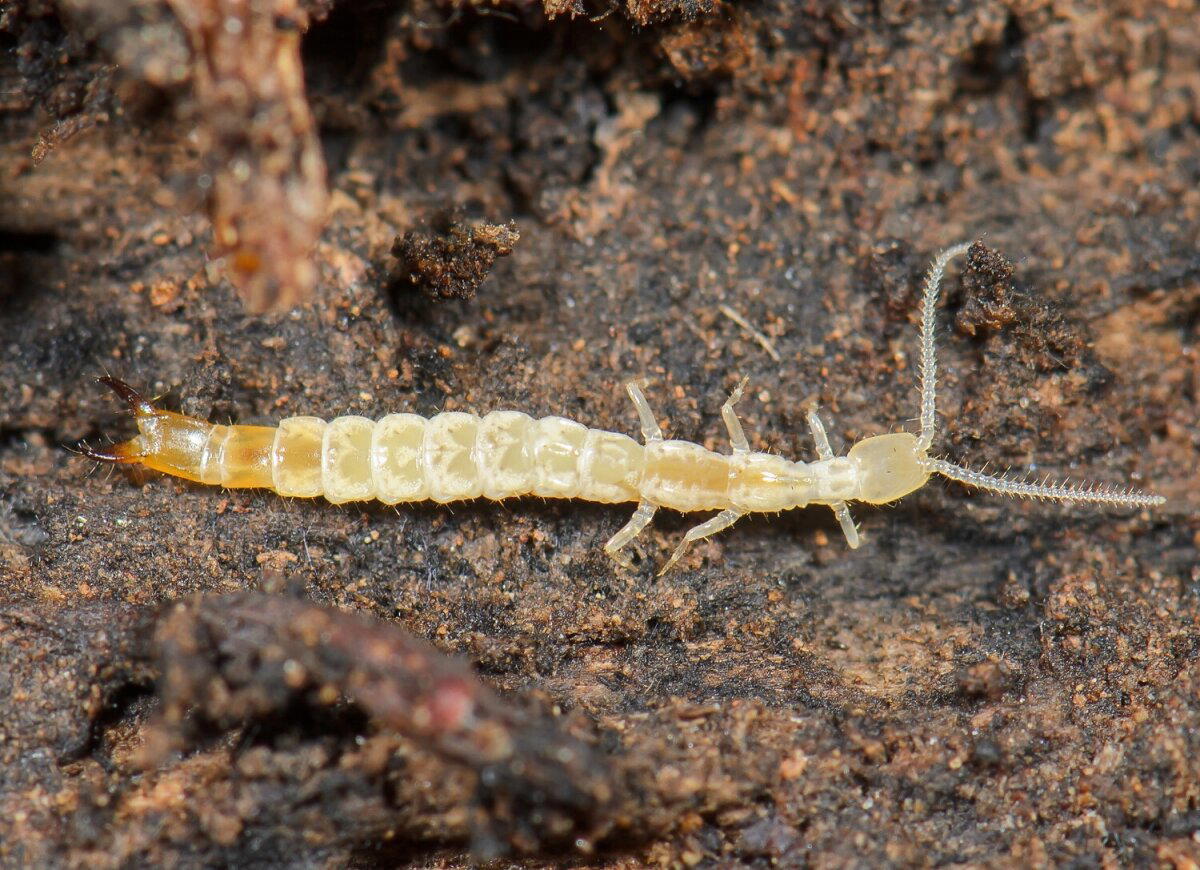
[147,593,621,855]
[163,0,328,312]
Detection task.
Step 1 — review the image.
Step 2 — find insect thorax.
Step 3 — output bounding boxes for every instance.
[728,452,818,512]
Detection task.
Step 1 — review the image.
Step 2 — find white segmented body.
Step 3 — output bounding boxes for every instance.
[276,411,866,512]
[278,411,647,506]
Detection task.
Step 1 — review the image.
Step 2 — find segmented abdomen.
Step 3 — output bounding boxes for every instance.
[271,412,646,505]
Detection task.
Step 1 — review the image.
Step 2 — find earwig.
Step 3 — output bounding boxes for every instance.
[81,243,1164,573]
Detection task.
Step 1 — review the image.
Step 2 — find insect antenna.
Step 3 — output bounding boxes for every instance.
[916,241,972,452]
[926,457,1164,508]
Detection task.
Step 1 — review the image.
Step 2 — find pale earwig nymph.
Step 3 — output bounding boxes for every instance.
[82,243,1164,573]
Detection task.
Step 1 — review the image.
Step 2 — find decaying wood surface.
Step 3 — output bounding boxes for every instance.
[1,1,1197,866]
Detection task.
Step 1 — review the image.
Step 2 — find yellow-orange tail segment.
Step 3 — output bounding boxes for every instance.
[80,377,276,489]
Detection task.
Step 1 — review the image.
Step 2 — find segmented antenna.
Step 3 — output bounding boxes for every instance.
[927,458,1165,508]
[916,242,972,452]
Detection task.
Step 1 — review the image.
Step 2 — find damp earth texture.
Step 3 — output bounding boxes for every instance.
[0,1,1198,867]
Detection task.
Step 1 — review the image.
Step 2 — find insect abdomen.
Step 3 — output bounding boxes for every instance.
[271,412,646,505]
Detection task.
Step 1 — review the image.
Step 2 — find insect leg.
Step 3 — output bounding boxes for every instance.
[661,508,745,575]
[721,377,751,454]
[625,381,663,442]
[805,407,835,459]
[806,408,860,548]
[604,501,658,570]
[829,503,860,549]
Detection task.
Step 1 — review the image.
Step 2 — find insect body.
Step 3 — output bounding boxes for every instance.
[83,243,1164,573]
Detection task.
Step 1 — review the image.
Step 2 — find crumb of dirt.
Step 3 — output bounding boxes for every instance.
[391,220,520,301]
[955,241,1018,337]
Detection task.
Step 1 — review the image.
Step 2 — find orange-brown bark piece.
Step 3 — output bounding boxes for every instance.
[167,0,328,312]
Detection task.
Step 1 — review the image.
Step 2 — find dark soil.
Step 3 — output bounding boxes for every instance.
[1,1,1198,866]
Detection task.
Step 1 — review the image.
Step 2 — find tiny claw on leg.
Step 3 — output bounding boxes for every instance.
[660,508,744,575]
[605,501,657,571]
[605,548,638,573]
[721,377,751,454]
[727,376,749,405]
